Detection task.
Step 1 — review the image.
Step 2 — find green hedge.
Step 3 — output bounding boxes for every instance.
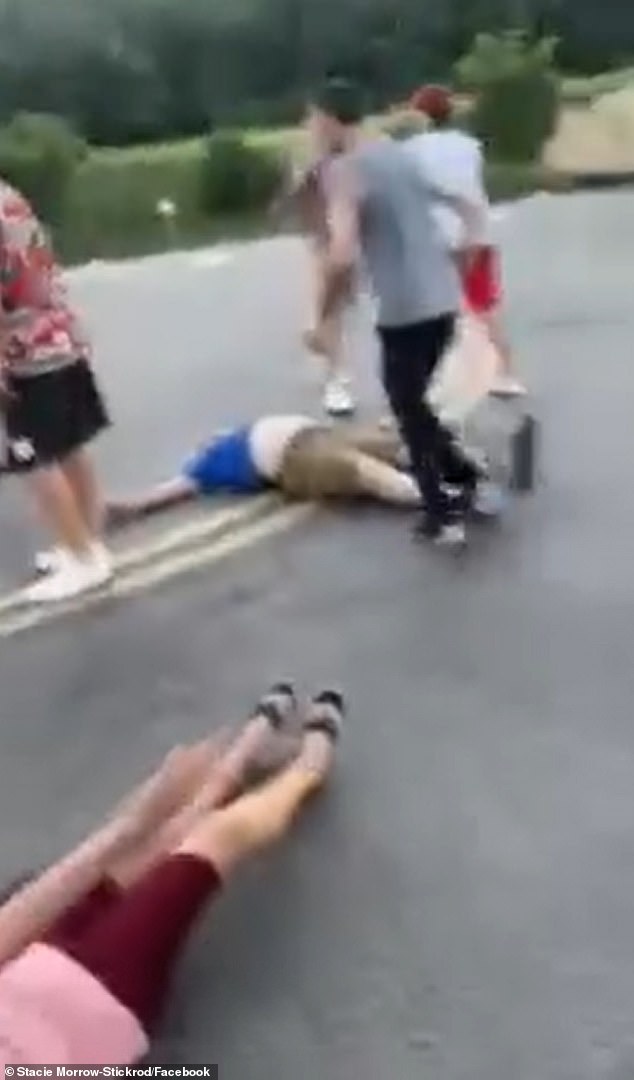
[57,146,570,263]
[457,32,560,163]
[485,162,573,201]
[0,112,573,264]
[55,132,286,263]
[0,113,86,226]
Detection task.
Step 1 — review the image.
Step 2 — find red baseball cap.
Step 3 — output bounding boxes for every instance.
[410,84,453,122]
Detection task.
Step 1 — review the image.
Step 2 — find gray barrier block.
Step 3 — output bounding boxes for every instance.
[462,397,539,494]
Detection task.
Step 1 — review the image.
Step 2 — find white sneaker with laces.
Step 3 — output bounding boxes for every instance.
[25,548,113,605]
[323,377,356,417]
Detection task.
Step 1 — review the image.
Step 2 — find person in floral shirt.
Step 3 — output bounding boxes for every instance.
[0,179,112,602]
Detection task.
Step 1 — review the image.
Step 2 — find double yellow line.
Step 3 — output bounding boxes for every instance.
[0,496,313,641]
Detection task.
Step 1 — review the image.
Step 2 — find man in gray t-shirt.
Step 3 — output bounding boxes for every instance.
[306,79,483,545]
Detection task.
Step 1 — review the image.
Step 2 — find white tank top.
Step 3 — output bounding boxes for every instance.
[248,416,315,480]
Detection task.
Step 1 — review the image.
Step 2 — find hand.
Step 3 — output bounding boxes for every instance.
[457,245,480,276]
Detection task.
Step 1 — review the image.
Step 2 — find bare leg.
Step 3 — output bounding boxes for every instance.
[486,309,526,396]
[107,688,298,888]
[345,424,404,465]
[304,246,355,415]
[0,743,218,966]
[27,464,94,559]
[176,722,338,880]
[349,451,421,507]
[106,477,198,531]
[62,447,104,538]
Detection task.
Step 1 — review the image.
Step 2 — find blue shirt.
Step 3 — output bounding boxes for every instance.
[183,426,267,495]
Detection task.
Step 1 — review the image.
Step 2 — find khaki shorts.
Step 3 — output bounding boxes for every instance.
[278,425,402,501]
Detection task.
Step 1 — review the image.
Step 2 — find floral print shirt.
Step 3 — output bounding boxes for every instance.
[0,181,90,376]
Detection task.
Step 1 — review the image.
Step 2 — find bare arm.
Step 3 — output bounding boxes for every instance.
[106,476,198,530]
[0,818,138,967]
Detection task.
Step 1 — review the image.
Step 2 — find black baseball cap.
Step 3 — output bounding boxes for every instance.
[311,78,365,125]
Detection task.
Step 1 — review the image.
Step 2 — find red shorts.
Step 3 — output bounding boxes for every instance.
[460,247,501,314]
[43,853,221,1033]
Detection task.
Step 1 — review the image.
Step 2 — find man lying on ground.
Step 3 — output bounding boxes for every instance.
[0,683,342,1066]
[106,414,422,527]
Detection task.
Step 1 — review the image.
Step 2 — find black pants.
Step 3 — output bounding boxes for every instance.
[379,315,478,523]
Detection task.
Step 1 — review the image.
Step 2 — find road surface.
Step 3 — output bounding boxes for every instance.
[1,191,634,1079]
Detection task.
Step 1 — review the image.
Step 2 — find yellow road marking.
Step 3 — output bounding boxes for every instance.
[0,495,279,620]
[0,503,313,641]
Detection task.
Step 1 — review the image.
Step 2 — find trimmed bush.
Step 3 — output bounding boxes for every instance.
[62,140,206,262]
[200,130,285,215]
[485,162,572,202]
[0,113,86,225]
[456,32,560,163]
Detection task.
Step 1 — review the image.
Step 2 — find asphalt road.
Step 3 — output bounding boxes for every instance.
[1,191,634,1079]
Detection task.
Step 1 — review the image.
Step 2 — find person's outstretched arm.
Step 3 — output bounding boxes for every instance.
[0,747,202,966]
[106,477,198,530]
[0,818,137,967]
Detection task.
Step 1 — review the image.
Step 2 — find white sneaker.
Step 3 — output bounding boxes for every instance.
[474,480,507,517]
[323,378,356,417]
[34,547,64,575]
[35,541,110,577]
[490,375,527,399]
[25,549,113,605]
[434,521,467,549]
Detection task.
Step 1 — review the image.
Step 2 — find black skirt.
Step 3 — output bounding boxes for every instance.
[3,359,110,473]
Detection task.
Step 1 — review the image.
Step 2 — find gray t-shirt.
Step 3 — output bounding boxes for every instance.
[334,137,461,328]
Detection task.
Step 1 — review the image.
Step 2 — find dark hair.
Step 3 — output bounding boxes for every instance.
[312,78,364,125]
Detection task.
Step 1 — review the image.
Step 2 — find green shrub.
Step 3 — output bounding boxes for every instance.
[200,130,284,215]
[0,113,86,226]
[456,32,560,163]
[62,140,206,261]
[485,162,572,202]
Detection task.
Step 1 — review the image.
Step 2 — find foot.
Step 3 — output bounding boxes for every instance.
[24,548,113,604]
[323,377,356,418]
[34,546,64,576]
[253,682,298,730]
[474,479,507,518]
[298,690,345,783]
[433,521,467,549]
[414,514,467,550]
[216,683,299,796]
[34,541,110,578]
[490,375,527,399]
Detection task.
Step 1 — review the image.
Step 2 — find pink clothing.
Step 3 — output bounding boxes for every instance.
[0,943,149,1066]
